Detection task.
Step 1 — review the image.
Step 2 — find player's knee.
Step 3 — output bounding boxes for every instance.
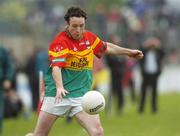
[98,126,104,136]
[91,125,104,136]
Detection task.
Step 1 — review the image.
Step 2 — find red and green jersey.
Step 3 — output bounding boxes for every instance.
[45,30,107,98]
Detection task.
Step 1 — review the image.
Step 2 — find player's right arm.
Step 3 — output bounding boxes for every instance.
[48,37,69,102]
[52,66,68,103]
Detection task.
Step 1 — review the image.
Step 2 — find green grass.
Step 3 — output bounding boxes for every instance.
[3,93,180,136]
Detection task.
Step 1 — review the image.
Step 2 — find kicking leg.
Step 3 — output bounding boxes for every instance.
[75,111,104,136]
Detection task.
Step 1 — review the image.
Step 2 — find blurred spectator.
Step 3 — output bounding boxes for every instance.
[0,45,14,134]
[35,49,49,76]
[4,89,22,119]
[106,34,126,114]
[93,57,110,96]
[93,57,110,114]
[107,5,122,36]
[37,0,48,12]
[25,48,49,111]
[138,37,165,113]
[16,71,32,120]
[25,49,39,111]
[94,3,107,40]
[122,58,136,102]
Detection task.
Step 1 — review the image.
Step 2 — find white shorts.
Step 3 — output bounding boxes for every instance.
[41,97,83,117]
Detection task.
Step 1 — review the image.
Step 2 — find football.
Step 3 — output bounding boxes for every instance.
[82,90,105,115]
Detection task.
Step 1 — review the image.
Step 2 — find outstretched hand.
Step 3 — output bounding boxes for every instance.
[55,87,69,103]
[129,49,144,59]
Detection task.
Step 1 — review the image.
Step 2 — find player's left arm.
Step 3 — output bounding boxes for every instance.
[106,42,144,59]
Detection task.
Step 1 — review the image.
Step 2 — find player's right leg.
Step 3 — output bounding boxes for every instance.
[75,111,104,136]
[33,97,73,136]
[33,111,58,136]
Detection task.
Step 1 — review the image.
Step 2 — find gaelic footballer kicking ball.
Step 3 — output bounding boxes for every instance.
[82,90,105,115]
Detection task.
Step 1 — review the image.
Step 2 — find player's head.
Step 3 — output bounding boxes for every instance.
[64,6,87,40]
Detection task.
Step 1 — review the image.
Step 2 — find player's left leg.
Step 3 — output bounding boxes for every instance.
[75,111,104,136]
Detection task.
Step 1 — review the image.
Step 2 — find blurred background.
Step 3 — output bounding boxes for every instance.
[0,0,180,136]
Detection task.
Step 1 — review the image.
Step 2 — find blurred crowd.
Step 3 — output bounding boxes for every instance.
[0,0,180,134]
[0,0,179,64]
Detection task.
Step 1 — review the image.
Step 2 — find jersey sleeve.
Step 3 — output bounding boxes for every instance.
[48,39,69,67]
[91,33,107,58]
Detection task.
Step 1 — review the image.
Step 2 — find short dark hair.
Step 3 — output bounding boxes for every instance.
[64,6,87,23]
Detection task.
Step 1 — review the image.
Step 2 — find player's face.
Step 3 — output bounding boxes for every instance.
[67,17,85,40]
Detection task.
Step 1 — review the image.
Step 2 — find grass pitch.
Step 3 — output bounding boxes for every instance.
[3,93,180,136]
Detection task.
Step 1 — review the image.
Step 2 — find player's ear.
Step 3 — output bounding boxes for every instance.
[65,20,70,26]
[65,24,70,30]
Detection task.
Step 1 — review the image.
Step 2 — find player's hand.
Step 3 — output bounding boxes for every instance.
[55,87,69,103]
[129,49,144,59]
